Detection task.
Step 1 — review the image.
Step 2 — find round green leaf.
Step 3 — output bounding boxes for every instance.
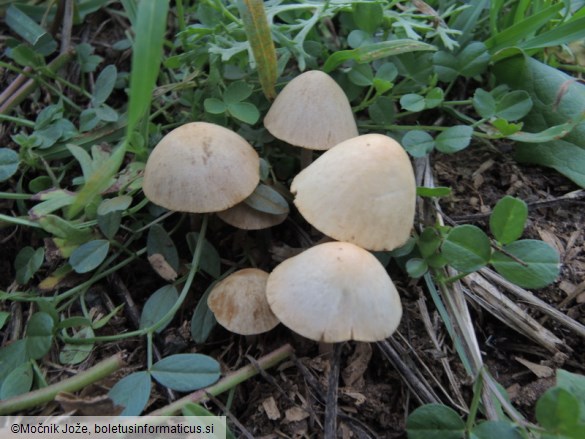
[223,80,253,104]
[243,183,289,215]
[375,62,398,83]
[0,362,33,399]
[402,130,435,158]
[109,371,152,416]
[536,387,580,433]
[491,239,560,289]
[425,87,444,109]
[186,232,221,279]
[442,225,491,272]
[435,125,473,154]
[139,285,179,333]
[368,96,395,125]
[473,88,496,119]
[15,246,45,285]
[400,94,425,112]
[458,41,490,78]
[227,101,260,124]
[25,312,54,360]
[69,239,110,273]
[495,90,533,121]
[92,64,118,106]
[348,64,374,86]
[406,258,428,278]
[489,196,528,244]
[406,403,465,439]
[150,353,221,392]
[60,327,94,365]
[0,148,19,181]
[203,98,226,115]
[352,2,383,34]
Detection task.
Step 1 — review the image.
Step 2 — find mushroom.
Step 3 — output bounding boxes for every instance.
[264,70,358,167]
[217,202,287,230]
[266,241,402,342]
[291,133,416,251]
[207,268,279,336]
[143,122,260,213]
[266,241,402,436]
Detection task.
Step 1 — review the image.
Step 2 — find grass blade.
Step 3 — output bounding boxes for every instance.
[238,0,278,100]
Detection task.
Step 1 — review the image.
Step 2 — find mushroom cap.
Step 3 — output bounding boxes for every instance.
[217,201,288,230]
[264,70,358,150]
[266,242,402,342]
[143,122,260,213]
[291,134,415,251]
[207,268,279,335]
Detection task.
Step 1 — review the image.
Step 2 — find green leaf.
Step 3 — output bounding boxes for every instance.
[470,421,524,439]
[435,126,473,154]
[108,371,152,416]
[491,239,560,289]
[9,44,44,67]
[69,239,110,274]
[402,130,435,158]
[226,101,260,124]
[473,88,496,119]
[536,387,581,435]
[243,184,289,215]
[489,196,528,244]
[0,362,33,399]
[125,0,170,136]
[400,94,425,112]
[442,225,491,272]
[519,16,585,52]
[324,40,437,73]
[0,312,9,330]
[368,96,395,125]
[97,195,133,215]
[425,88,444,109]
[417,187,452,198]
[25,312,54,360]
[59,327,94,365]
[15,246,44,285]
[433,51,459,82]
[38,214,92,243]
[496,91,533,121]
[493,55,585,187]
[139,285,179,333]
[204,98,227,114]
[458,41,490,77]
[5,4,57,55]
[0,340,28,390]
[237,0,277,100]
[0,148,20,181]
[348,64,374,86]
[418,227,443,259]
[406,258,428,278]
[223,81,253,104]
[492,118,523,136]
[150,354,221,392]
[352,2,384,34]
[92,64,118,106]
[406,403,465,439]
[556,369,585,424]
[191,287,216,344]
[147,224,179,272]
[186,233,221,279]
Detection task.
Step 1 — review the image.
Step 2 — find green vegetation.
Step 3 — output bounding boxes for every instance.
[1,0,584,436]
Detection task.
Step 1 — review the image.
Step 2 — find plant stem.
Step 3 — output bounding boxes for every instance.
[0,353,126,415]
[148,344,294,415]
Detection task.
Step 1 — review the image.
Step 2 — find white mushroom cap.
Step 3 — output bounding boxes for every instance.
[217,202,288,230]
[143,122,260,213]
[266,242,402,342]
[264,70,358,150]
[291,134,416,251]
[207,268,279,335]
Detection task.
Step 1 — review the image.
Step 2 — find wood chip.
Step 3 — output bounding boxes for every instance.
[285,406,309,423]
[262,396,281,420]
[515,356,554,378]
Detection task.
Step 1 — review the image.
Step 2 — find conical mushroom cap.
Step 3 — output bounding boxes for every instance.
[266,242,402,342]
[291,134,415,251]
[143,122,259,213]
[207,268,279,335]
[264,70,358,150]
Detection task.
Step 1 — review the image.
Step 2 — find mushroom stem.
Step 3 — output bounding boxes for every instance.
[324,342,343,438]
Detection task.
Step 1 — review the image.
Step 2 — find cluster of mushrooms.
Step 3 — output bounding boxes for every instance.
[142,70,416,347]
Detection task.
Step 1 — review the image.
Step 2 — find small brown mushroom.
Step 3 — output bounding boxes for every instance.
[207,268,279,335]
